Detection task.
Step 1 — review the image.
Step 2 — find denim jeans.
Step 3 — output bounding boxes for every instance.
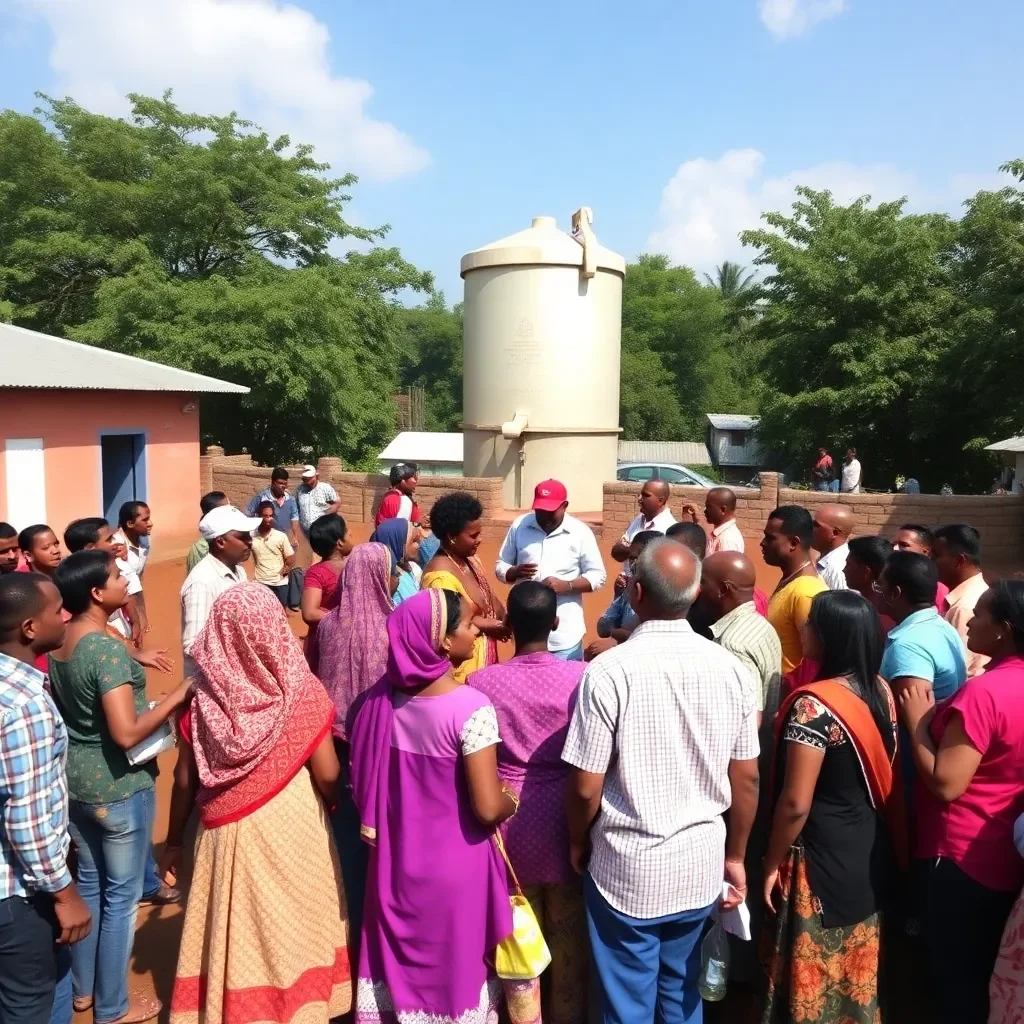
[49,949,72,1024]
[552,642,584,662]
[0,893,60,1024]
[67,787,155,1024]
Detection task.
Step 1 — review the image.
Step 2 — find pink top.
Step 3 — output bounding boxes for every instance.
[916,655,1024,891]
[469,652,585,886]
[935,580,949,614]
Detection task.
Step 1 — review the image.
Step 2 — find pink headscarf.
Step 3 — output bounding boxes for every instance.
[349,588,452,843]
[190,583,327,791]
[317,542,395,739]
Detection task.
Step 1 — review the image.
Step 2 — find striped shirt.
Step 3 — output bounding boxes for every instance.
[0,652,72,899]
[706,518,746,556]
[562,618,759,918]
[710,601,783,713]
[180,554,247,676]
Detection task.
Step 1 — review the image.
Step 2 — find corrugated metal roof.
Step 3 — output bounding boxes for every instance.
[706,414,760,430]
[617,441,711,465]
[985,436,1024,453]
[0,322,249,394]
[378,432,464,463]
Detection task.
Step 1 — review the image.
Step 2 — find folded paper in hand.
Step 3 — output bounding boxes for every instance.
[715,881,752,941]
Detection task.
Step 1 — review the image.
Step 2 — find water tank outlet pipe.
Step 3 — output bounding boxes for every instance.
[502,412,529,439]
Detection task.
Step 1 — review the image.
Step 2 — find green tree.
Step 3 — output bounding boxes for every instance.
[398,293,463,431]
[703,260,757,300]
[621,254,754,439]
[741,187,961,489]
[0,92,429,464]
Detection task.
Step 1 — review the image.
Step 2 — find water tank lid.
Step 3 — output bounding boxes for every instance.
[460,213,626,278]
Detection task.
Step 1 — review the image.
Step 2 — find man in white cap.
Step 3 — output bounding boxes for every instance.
[296,465,340,538]
[180,505,261,676]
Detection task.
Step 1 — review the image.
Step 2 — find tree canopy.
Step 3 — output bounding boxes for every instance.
[0,92,429,464]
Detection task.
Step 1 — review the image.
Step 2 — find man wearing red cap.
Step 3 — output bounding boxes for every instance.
[496,479,606,661]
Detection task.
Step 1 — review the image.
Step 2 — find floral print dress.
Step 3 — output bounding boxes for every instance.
[759,690,897,1024]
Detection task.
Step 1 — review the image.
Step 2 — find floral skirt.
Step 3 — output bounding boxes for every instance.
[990,887,1024,1024]
[759,847,881,1024]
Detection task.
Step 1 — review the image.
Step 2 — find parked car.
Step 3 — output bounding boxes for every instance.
[615,462,719,488]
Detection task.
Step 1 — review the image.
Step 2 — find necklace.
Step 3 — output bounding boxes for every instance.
[775,560,813,594]
[443,549,472,578]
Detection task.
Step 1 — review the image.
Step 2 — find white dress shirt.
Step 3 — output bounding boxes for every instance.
[562,619,759,918]
[496,512,606,652]
[112,533,149,596]
[817,543,850,591]
[620,506,676,578]
[180,554,247,675]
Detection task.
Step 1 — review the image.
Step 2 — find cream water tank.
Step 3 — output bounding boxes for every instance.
[460,208,625,511]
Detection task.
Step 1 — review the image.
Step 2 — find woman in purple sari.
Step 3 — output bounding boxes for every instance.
[350,588,529,1024]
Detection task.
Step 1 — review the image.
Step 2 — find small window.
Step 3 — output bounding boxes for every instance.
[730,430,747,446]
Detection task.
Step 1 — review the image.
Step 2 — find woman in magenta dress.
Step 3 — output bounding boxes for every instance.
[349,589,523,1024]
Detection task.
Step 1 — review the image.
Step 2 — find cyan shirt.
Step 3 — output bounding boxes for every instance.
[881,607,967,701]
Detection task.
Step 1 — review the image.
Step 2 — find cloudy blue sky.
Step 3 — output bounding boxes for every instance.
[1,0,1021,299]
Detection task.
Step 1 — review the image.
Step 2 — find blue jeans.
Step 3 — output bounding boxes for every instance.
[49,949,71,1024]
[585,873,713,1024]
[68,787,154,1023]
[552,642,584,662]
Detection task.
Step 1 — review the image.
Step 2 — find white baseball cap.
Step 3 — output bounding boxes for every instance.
[199,505,262,541]
[301,465,317,479]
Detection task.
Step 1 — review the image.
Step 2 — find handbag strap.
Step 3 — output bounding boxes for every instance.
[493,830,524,897]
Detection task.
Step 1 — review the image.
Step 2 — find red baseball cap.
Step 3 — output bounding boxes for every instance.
[532,479,568,512]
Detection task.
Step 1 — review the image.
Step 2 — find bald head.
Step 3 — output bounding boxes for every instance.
[631,537,701,621]
[700,552,756,620]
[639,478,671,520]
[704,486,737,526]
[812,503,855,554]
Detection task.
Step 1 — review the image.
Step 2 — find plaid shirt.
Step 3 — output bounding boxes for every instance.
[0,651,72,899]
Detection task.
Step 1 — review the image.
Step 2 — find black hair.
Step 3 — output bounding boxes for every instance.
[430,492,483,545]
[0,572,50,640]
[631,529,663,551]
[933,524,982,566]
[18,524,54,554]
[0,522,16,541]
[507,581,557,643]
[270,466,289,482]
[64,517,109,554]
[118,501,149,530]
[988,580,1024,654]
[666,521,707,560]
[769,505,813,547]
[441,588,462,635]
[309,513,347,559]
[390,462,419,487]
[899,524,934,548]
[807,590,894,757]
[882,550,938,607]
[256,500,277,515]
[52,550,115,615]
[200,491,227,516]
[847,535,893,577]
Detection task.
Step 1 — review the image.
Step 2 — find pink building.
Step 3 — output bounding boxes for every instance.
[0,323,248,557]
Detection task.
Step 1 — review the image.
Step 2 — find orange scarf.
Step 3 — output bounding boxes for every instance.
[775,678,909,871]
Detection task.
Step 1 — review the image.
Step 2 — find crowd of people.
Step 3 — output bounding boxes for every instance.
[1,461,1023,1024]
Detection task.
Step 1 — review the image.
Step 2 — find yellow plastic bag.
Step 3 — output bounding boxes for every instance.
[493,832,552,981]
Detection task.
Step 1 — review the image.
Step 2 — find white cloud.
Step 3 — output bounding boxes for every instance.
[18,0,429,181]
[647,148,1007,272]
[758,0,848,40]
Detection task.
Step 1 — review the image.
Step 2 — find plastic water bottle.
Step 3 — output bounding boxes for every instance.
[698,922,730,1002]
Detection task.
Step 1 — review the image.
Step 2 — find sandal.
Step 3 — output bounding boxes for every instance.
[100,995,162,1024]
[139,882,180,906]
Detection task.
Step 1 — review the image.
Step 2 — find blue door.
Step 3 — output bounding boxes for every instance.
[101,433,146,527]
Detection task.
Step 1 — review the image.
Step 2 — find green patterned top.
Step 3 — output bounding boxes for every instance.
[48,633,156,804]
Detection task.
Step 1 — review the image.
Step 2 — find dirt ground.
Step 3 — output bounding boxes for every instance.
[106,524,922,1023]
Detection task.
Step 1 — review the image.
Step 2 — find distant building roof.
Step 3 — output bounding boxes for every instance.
[0,322,249,394]
[378,432,464,464]
[617,441,711,466]
[985,436,1024,453]
[706,414,760,431]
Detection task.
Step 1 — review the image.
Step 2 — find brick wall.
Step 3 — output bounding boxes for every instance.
[204,451,1024,563]
[780,486,1024,565]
